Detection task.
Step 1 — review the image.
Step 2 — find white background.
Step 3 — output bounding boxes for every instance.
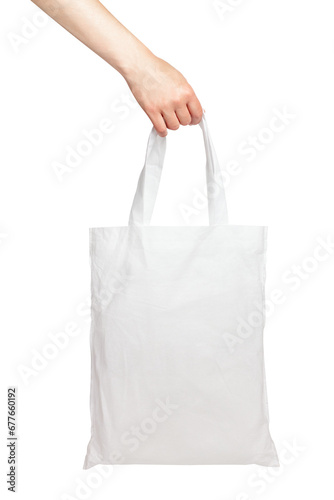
[1,0,334,498]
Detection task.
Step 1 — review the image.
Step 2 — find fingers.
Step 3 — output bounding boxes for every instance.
[128,56,204,134]
[152,100,203,136]
[165,93,203,131]
[150,112,168,137]
[175,106,192,126]
[187,96,203,125]
[143,86,203,135]
[162,110,180,131]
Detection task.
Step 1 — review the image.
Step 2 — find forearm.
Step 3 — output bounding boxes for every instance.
[30,0,203,136]
[30,0,154,80]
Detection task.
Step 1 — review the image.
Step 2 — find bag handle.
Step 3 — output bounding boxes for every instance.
[128,112,228,226]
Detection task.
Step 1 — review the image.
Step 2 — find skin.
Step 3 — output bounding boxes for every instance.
[31,0,203,136]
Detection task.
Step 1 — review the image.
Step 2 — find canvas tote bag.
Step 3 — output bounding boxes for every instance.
[83,113,279,469]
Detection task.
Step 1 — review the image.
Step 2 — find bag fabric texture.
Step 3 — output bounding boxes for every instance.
[83,113,279,469]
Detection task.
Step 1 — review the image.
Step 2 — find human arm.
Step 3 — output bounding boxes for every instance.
[31,0,203,136]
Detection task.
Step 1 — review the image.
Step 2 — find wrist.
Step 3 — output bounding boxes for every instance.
[118,44,157,86]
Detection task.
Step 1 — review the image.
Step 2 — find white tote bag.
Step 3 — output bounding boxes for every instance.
[83,113,279,469]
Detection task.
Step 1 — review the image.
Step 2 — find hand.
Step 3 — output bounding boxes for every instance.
[124,54,203,137]
[30,0,203,137]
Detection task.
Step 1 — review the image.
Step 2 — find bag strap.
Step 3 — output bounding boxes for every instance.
[128,112,228,226]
